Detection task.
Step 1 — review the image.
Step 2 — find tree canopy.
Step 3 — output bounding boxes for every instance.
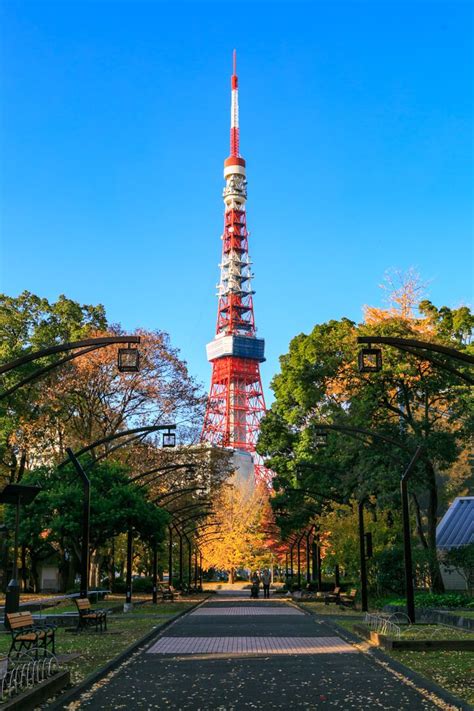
[258,286,473,592]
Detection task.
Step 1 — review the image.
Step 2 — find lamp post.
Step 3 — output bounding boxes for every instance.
[125,526,133,611]
[178,526,184,587]
[0,336,141,400]
[305,528,312,584]
[312,423,423,623]
[0,484,41,622]
[296,530,306,590]
[289,540,295,584]
[168,525,173,589]
[60,424,176,599]
[358,499,368,613]
[152,543,159,605]
[357,336,474,385]
[171,512,214,589]
[64,449,90,600]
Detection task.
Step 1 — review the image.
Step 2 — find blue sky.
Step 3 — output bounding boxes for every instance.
[1,1,472,402]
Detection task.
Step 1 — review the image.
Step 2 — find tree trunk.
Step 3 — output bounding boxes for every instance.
[229,568,235,584]
[57,546,69,593]
[21,545,28,591]
[30,555,40,593]
[425,460,444,593]
[411,493,428,549]
[108,542,115,591]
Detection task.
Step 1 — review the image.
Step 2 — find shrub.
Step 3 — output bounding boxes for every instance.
[111,578,126,594]
[373,546,405,595]
[132,576,153,593]
[387,591,472,609]
[414,592,472,609]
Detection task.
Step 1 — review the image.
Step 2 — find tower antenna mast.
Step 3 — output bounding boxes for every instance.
[202,53,270,485]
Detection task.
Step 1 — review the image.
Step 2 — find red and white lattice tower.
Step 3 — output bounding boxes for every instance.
[201,52,270,484]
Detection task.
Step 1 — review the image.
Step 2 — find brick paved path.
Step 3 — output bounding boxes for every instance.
[65,594,458,709]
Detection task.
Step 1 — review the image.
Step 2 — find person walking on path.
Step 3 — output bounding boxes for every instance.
[261,569,271,598]
[250,571,260,598]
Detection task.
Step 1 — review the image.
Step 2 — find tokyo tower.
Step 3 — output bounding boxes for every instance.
[201,52,269,484]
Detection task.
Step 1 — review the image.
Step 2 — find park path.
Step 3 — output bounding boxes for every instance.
[64,592,455,710]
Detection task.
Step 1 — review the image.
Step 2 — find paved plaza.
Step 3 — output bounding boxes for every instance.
[58,592,467,710]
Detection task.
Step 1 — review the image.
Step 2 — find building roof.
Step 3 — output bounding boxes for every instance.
[436,497,474,550]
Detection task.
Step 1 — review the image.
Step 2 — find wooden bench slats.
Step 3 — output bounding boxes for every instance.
[76,599,91,610]
[74,597,107,632]
[6,611,56,657]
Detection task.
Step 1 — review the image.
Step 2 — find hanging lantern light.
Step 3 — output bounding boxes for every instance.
[358,346,382,373]
[314,430,328,448]
[117,346,140,373]
[162,430,176,448]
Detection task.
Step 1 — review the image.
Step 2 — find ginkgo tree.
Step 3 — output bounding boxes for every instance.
[200,474,276,581]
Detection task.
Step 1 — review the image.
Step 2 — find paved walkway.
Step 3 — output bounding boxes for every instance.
[65,593,459,709]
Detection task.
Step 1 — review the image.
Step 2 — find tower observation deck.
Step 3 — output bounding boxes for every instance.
[201,52,269,484]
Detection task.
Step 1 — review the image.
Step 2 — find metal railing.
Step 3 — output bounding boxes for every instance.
[0,589,110,617]
[364,612,402,638]
[0,649,60,704]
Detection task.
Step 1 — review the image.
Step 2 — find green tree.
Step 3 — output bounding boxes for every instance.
[0,291,107,481]
[444,543,474,594]
[7,460,169,592]
[258,297,473,593]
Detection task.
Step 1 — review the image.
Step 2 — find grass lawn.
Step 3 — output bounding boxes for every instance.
[334,618,474,705]
[0,598,204,685]
[300,601,365,618]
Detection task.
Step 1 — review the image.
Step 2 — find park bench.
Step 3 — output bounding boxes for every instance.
[74,597,108,632]
[339,589,357,608]
[6,612,56,657]
[323,586,341,605]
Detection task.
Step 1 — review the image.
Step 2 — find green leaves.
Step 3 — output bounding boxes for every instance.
[6,460,169,561]
[258,298,472,593]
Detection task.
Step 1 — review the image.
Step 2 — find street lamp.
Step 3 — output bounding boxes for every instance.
[59,424,177,599]
[0,484,42,622]
[117,346,140,373]
[314,431,328,448]
[0,335,141,400]
[162,431,176,448]
[358,346,382,373]
[357,336,474,384]
[311,422,423,622]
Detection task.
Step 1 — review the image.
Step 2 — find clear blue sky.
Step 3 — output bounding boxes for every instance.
[1,1,472,402]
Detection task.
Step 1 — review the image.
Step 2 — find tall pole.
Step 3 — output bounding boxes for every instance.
[125,527,133,610]
[358,501,368,612]
[285,553,289,581]
[187,537,192,588]
[5,500,21,620]
[317,544,322,590]
[311,541,317,584]
[66,448,90,599]
[152,545,158,604]
[289,544,294,582]
[168,526,173,586]
[400,446,423,623]
[305,530,311,584]
[194,547,198,589]
[200,53,268,486]
[179,530,183,586]
[297,535,302,589]
[199,552,203,588]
